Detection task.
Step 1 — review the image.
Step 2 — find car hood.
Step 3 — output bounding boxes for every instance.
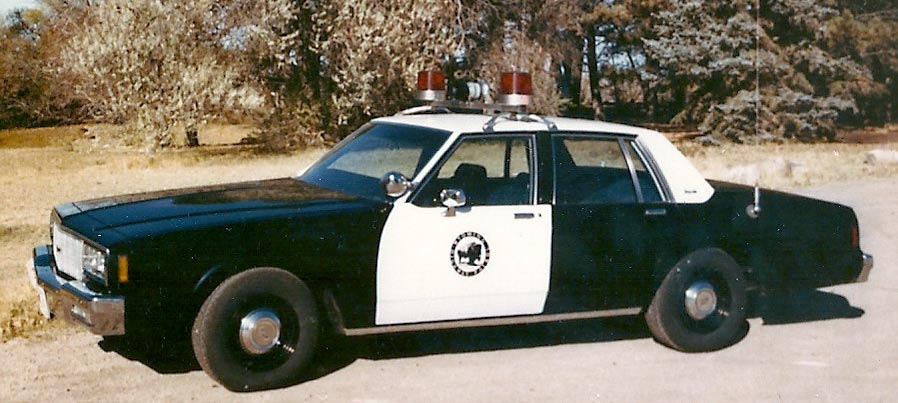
[56,178,358,231]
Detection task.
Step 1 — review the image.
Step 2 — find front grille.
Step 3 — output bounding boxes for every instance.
[52,224,84,281]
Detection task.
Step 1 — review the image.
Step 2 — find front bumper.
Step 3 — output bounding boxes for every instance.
[26,245,125,336]
[856,252,874,283]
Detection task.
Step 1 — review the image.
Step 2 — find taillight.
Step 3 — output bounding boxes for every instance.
[851,225,859,249]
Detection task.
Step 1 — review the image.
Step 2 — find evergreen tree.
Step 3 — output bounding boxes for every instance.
[644,0,879,142]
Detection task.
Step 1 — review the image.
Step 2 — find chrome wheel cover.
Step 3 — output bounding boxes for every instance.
[239,308,282,355]
[684,280,718,321]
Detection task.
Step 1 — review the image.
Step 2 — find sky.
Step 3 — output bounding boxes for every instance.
[0,0,39,18]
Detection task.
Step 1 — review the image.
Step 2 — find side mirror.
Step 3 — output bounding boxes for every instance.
[381,171,411,199]
[439,188,467,217]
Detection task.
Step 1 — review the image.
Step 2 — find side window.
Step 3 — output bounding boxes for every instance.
[553,136,636,204]
[626,141,663,202]
[414,136,533,207]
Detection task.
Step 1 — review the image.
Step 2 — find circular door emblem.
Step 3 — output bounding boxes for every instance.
[450,232,490,277]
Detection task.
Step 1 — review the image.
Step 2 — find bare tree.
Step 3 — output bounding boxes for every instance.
[52,0,294,151]
[474,25,567,115]
[312,0,470,129]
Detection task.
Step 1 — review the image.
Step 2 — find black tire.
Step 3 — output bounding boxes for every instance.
[645,248,747,352]
[192,267,319,391]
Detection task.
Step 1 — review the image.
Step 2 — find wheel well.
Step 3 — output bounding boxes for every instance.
[650,246,760,313]
[651,246,748,288]
[193,264,237,310]
[191,264,331,325]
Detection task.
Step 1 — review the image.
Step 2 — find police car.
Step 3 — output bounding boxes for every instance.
[28,71,873,391]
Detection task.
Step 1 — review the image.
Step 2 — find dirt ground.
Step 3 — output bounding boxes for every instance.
[0,120,896,400]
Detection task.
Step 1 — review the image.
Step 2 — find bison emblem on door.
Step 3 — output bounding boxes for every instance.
[450,231,491,276]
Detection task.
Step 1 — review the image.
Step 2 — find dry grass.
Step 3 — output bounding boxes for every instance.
[680,141,898,191]
[1,124,896,341]
[0,126,83,149]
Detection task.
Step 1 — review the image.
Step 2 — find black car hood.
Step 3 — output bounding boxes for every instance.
[57,178,358,231]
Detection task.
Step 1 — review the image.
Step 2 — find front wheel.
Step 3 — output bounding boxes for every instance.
[192,267,319,391]
[645,248,748,352]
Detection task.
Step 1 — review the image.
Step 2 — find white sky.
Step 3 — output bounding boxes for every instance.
[0,0,39,17]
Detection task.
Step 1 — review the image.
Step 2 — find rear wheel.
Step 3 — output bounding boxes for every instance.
[192,267,319,391]
[645,248,747,352]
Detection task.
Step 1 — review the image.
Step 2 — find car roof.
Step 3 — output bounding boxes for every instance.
[375,112,715,205]
[373,113,663,139]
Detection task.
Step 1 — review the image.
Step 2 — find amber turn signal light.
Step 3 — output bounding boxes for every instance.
[118,255,129,284]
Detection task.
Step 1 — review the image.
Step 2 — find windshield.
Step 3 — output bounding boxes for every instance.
[300,123,452,201]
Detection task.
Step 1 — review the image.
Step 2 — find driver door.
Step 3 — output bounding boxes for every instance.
[375,134,552,325]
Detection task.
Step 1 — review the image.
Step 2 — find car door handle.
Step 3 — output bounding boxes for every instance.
[514,213,536,219]
[644,208,667,216]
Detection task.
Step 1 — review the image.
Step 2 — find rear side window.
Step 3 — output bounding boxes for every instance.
[553,137,636,204]
[564,138,629,170]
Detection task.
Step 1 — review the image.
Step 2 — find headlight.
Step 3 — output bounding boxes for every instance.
[82,243,108,283]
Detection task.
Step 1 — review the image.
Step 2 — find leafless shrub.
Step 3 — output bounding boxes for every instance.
[312,0,467,128]
[475,28,566,116]
[52,0,295,152]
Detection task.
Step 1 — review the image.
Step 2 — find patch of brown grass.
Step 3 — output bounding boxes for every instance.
[679,141,898,191]
[0,126,83,149]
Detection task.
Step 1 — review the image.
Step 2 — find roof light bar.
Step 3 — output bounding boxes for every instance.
[498,72,532,107]
[409,69,532,114]
[416,70,446,101]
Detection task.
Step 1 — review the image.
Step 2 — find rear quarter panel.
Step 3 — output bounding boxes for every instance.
[676,181,862,291]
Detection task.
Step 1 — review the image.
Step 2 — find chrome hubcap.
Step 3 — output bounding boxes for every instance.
[239,309,282,355]
[684,280,718,320]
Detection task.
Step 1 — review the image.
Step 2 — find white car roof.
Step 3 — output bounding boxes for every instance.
[375,113,661,137]
[373,113,714,204]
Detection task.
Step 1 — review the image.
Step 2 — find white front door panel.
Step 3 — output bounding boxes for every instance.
[376,202,552,325]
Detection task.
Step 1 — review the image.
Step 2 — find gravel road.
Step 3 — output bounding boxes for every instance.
[2,179,896,402]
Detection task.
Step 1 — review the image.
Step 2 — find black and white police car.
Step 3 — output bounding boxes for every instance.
[28,71,873,391]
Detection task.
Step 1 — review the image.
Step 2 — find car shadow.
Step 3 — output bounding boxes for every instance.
[300,315,655,382]
[753,289,865,325]
[94,315,655,383]
[97,289,864,384]
[355,315,650,359]
[98,336,200,374]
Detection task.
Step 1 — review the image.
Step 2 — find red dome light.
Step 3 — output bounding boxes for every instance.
[498,72,532,106]
[416,70,446,101]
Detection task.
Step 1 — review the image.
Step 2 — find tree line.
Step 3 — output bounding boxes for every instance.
[1,0,895,150]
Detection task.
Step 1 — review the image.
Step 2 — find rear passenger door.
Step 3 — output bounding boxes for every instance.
[547,134,677,313]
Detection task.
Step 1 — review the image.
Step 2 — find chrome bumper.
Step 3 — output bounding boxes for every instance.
[856,253,874,283]
[26,245,125,336]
